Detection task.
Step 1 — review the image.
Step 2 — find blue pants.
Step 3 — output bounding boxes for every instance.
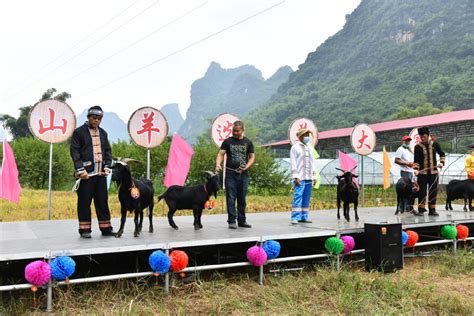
[291,180,312,221]
[225,171,249,224]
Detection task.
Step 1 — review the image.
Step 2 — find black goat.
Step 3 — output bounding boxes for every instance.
[445,179,474,212]
[336,167,359,221]
[158,171,220,230]
[395,177,419,215]
[111,159,154,237]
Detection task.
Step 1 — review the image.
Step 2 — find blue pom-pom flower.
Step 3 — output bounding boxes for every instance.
[149,250,170,274]
[262,240,281,260]
[50,256,76,281]
[402,231,408,246]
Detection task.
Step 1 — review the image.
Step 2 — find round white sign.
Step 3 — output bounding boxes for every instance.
[408,127,421,153]
[350,124,376,156]
[288,118,318,146]
[211,113,239,147]
[128,107,168,148]
[28,99,76,143]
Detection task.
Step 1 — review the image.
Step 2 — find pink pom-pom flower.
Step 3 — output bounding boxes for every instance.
[25,260,51,286]
[340,235,355,254]
[246,246,267,267]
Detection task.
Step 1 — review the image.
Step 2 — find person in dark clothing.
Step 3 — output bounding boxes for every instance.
[413,126,446,216]
[215,121,255,229]
[70,106,116,238]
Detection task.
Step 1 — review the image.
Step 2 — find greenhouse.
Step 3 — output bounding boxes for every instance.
[276,153,469,186]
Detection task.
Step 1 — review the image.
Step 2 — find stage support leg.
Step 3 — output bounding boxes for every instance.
[336,232,341,271]
[165,249,170,293]
[46,257,53,312]
[258,239,264,285]
[453,239,457,253]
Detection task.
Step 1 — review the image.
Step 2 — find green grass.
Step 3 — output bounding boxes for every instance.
[2,251,473,314]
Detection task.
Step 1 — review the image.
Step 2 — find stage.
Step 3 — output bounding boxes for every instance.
[1,206,473,262]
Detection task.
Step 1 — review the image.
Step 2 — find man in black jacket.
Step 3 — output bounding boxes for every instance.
[413,126,446,216]
[70,106,116,238]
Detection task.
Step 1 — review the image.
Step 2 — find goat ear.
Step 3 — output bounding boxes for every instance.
[336,176,342,180]
[353,175,358,178]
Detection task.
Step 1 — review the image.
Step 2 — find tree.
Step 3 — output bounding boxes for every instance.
[391,102,453,120]
[0,88,71,140]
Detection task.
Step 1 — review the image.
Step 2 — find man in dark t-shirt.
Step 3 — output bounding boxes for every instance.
[215,121,255,229]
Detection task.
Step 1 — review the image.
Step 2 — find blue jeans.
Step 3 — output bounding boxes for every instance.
[291,180,312,221]
[225,171,249,224]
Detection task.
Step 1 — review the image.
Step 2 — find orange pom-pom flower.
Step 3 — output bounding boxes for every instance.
[405,230,419,247]
[204,200,215,210]
[456,225,469,240]
[169,250,189,272]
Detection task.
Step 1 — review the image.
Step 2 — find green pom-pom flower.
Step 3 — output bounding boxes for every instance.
[440,225,457,240]
[325,237,344,255]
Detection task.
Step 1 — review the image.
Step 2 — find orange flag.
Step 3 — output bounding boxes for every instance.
[383,146,391,190]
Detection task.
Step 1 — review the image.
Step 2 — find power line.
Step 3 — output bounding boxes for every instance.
[80,0,286,98]
[8,0,160,99]
[62,1,207,84]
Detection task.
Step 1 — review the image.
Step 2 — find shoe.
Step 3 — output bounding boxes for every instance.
[101,230,117,237]
[298,219,312,223]
[238,222,252,228]
[80,232,92,239]
[418,208,427,214]
[291,220,298,225]
[228,223,237,229]
[428,210,440,216]
[413,210,424,216]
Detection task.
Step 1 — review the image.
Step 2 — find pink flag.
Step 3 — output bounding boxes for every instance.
[338,150,359,189]
[163,134,194,187]
[0,141,22,203]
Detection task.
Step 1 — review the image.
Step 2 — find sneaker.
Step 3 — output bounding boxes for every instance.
[101,230,117,237]
[428,210,440,216]
[298,219,312,223]
[418,208,427,214]
[80,232,92,239]
[238,222,252,228]
[291,220,298,225]
[228,223,237,229]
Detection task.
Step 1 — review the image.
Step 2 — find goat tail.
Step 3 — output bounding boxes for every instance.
[158,194,164,202]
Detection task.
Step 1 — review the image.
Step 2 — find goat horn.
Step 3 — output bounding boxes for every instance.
[335,167,344,172]
[203,171,214,178]
[121,158,143,164]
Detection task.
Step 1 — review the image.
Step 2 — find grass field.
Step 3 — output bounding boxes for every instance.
[1,251,473,314]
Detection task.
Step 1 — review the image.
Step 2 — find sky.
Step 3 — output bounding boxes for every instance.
[0,0,360,123]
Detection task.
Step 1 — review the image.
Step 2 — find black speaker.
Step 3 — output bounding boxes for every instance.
[364,222,403,273]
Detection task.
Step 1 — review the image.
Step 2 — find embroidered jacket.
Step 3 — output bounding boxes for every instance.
[70,122,112,175]
[413,140,445,175]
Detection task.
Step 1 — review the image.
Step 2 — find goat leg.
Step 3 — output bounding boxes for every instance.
[344,202,350,222]
[133,210,140,237]
[337,197,341,220]
[193,207,201,230]
[116,207,127,238]
[395,196,400,215]
[148,204,154,233]
[138,209,144,234]
[167,207,179,230]
[354,199,359,222]
[198,209,203,229]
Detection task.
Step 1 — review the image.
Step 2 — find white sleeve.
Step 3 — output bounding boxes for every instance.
[290,145,300,179]
[395,147,403,159]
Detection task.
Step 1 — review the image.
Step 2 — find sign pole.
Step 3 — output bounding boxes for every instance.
[47,142,53,220]
[147,147,151,217]
[361,155,364,207]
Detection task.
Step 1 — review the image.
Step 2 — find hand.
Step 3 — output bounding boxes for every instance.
[238,164,247,172]
[215,164,222,172]
[78,171,89,180]
[414,170,419,176]
[406,162,414,168]
[104,168,110,176]
[294,178,301,186]
[437,164,443,170]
